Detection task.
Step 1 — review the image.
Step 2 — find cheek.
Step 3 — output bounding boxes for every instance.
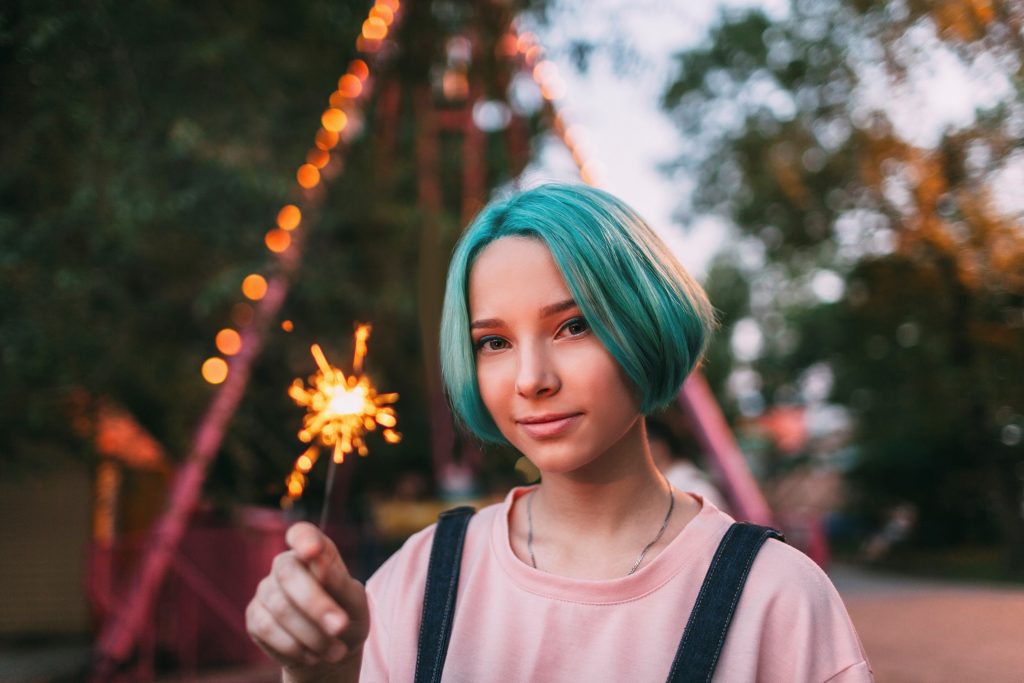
[590,356,641,414]
[475,359,510,415]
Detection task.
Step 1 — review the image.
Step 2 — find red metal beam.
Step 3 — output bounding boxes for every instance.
[677,371,775,526]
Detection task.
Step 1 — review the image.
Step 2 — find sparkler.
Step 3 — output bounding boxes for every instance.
[283,324,400,526]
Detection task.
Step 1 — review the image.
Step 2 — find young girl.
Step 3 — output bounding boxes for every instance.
[246,184,873,682]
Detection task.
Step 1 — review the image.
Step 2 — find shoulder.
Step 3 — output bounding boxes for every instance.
[724,527,873,680]
[752,534,838,596]
[366,499,503,596]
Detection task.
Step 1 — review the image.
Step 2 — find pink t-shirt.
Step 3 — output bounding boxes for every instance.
[361,487,873,682]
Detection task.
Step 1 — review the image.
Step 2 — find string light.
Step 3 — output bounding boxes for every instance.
[215,328,242,356]
[198,1,408,502]
[508,24,601,186]
[307,148,330,169]
[277,205,302,231]
[370,4,394,25]
[265,229,292,253]
[315,128,340,150]
[349,59,370,81]
[241,274,268,301]
[338,74,363,98]
[201,357,229,384]
[321,108,348,132]
[296,163,321,189]
[362,17,388,41]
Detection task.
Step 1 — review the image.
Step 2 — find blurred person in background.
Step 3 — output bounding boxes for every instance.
[647,418,730,514]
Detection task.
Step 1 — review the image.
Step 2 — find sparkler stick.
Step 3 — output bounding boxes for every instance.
[283,324,401,527]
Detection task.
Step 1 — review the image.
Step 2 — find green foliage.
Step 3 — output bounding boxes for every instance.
[663,0,1024,564]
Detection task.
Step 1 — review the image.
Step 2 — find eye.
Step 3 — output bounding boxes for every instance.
[557,316,590,338]
[474,335,509,353]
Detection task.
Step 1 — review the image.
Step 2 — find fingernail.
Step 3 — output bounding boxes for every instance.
[323,612,344,635]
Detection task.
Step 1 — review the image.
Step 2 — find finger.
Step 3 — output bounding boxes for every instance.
[285,523,369,631]
[258,571,338,657]
[270,551,354,648]
[246,597,318,668]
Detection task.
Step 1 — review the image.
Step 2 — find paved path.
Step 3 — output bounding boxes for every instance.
[830,565,1024,682]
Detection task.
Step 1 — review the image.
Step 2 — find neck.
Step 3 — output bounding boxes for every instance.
[531,418,670,540]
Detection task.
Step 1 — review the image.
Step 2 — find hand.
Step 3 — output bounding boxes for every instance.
[246,522,370,681]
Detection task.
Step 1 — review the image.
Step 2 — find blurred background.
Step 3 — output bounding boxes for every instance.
[1,0,1022,681]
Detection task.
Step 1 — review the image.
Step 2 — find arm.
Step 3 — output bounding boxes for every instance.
[246,522,370,683]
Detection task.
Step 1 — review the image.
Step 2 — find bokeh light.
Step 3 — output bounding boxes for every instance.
[215,328,242,356]
[306,148,330,169]
[265,229,291,253]
[321,108,348,133]
[338,74,363,98]
[241,274,268,301]
[296,163,320,189]
[349,59,370,81]
[276,204,301,231]
[201,357,229,384]
[315,128,340,150]
[362,17,387,41]
[370,4,394,25]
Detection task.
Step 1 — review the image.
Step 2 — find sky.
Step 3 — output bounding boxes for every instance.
[519,0,788,278]
[517,0,1021,279]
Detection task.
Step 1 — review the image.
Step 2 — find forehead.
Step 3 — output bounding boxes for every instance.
[468,236,571,314]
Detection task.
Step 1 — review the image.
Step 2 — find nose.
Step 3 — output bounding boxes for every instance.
[514,342,560,398]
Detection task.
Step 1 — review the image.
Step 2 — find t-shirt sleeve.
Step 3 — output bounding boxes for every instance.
[720,539,874,682]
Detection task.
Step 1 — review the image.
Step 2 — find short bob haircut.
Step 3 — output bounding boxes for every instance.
[440,183,714,445]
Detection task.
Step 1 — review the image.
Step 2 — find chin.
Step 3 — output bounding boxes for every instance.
[515,443,600,475]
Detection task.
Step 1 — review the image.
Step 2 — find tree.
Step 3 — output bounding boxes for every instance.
[662,0,1024,568]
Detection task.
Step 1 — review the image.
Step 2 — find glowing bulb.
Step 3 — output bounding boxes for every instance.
[370,4,394,25]
[281,320,294,332]
[297,164,320,189]
[306,148,330,169]
[315,128,339,150]
[265,229,291,253]
[242,274,268,301]
[277,204,301,231]
[349,59,370,81]
[321,108,348,132]
[202,357,229,384]
[215,328,242,356]
[338,74,362,98]
[362,17,387,40]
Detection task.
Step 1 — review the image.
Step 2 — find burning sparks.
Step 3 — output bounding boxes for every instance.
[282,324,400,506]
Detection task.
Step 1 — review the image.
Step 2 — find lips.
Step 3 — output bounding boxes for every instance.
[515,412,583,439]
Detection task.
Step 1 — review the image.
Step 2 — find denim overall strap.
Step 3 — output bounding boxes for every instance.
[666,522,785,683]
[414,506,476,683]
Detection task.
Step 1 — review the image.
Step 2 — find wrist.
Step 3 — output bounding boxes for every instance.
[281,646,363,683]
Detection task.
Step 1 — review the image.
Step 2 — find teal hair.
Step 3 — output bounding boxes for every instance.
[440,183,715,444]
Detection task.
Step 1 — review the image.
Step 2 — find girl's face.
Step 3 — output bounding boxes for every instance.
[468,236,643,475]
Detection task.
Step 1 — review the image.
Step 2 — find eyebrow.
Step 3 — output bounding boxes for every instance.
[470,298,578,330]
